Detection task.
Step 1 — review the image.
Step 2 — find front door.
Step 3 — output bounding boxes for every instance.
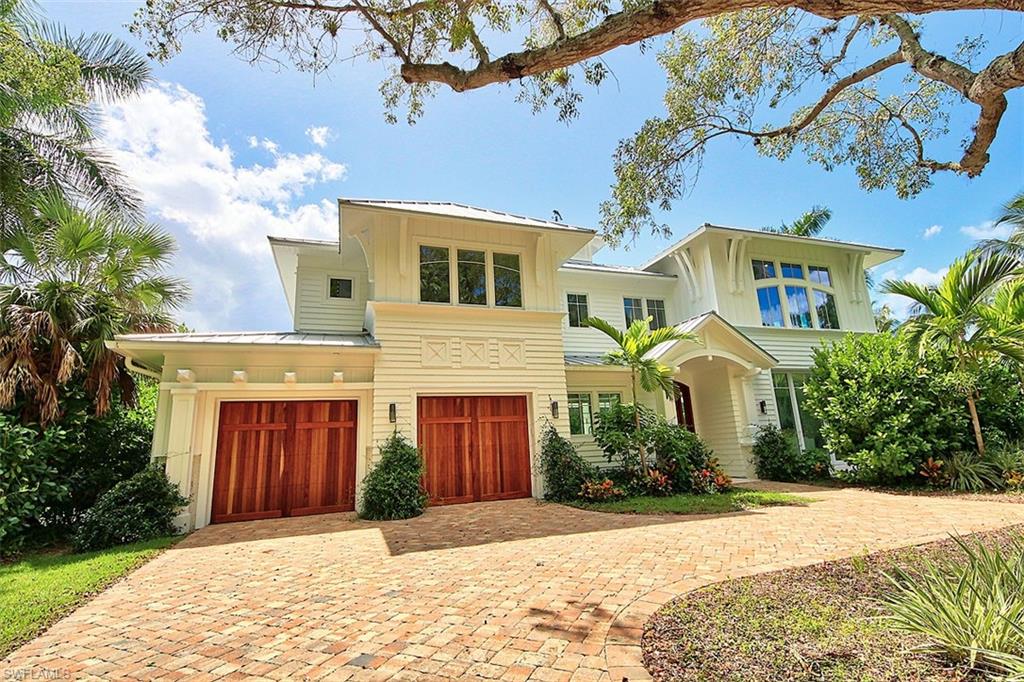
[674,382,696,433]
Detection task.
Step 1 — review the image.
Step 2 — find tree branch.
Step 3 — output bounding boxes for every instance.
[537,0,567,40]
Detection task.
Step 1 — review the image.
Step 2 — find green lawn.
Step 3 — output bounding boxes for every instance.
[566,489,814,514]
[0,536,179,657]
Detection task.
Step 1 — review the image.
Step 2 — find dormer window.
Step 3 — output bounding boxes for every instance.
[753,259,840,330]
[328,277,353,299]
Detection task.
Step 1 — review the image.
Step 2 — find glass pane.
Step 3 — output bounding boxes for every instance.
[786,286,812,328]
[457,249,487,305]
[567,393,593,435]
[624,297,644,326]
[752,259,776,280]
[328,278,352,299]
[814,289,840,329]
[493,253,522,307]
[773,373,802,452]
[567,293,588,327]
[598,393,620,414]
[419,245,450,303]
[757,286,784,327]
[792,374,822,451]
[809,265,832,286]
[647,299,667,329]
[781,263,804,279]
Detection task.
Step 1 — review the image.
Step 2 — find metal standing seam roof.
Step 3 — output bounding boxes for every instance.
[560,260,676,278]
[339,198,595,234]
[564,353,610,367]
[113,331,380,348]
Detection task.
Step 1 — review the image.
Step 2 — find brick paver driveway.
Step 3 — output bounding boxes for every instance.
[6,485,1024,681]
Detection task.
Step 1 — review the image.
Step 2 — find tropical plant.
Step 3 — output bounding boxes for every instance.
[359,431,428,521]
[0,193,188,424]
[752,423,829,482]
[882,251,1024,455]
[978,191,1024,264]
[72,465,187,551]
[1,0,150,224]
[765,206,832,237]
[537,421,595,502]
[944,451,998,492]
[583,315,698,475]
[882,535,1024,675]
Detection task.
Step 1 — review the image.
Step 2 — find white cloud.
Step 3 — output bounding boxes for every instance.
[922,224,942,239]
[305,125,334,148]
[875,265,949,319]
[99,83,346,331]
[960,220,1014,240]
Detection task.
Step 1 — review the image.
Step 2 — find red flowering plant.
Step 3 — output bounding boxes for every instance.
[691,458,732,495]
[579,478,626,501]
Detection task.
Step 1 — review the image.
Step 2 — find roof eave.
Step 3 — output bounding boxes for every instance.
[338,199,597,236]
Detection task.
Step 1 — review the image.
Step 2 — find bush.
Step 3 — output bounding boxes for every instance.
[579,479,626,501]
[0,415,70,556]
[991,444,1024,491]
[691,458,732,494]
[752,424,831,482]
[882,536,1024,675]
[73,466,187,551]
[538,422,595,501]
[945,452,999,492]
[360,432,428,520]
[592,402,657,474]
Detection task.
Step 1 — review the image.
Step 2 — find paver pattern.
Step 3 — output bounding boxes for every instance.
[6,485,1024,681]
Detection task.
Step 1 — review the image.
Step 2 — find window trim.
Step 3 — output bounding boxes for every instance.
[566,388,626,439]
[623,296,644,327]
[750,257,841,330]
[566,292,590,328]
[324,274,356,301]
[566,392,594,436]
[417,239,526,308]
[646,298,667,329]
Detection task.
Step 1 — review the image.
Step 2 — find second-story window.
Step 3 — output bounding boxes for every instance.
[752,259,776,280]
[646,299,667,329]
[567,293,589,327]
[420,245,450,303]
[624,297,644,326]
[785,286,813,328]
[752,258,841,330]
[328,277,352,299]
[815,290,840,329]
[493,253,522,307]
[757,286,784,327]
[457,249,487,305]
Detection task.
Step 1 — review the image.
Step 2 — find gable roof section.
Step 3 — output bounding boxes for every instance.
[647,311,778,368]
[641,223,904,270]
[339,198,595,235]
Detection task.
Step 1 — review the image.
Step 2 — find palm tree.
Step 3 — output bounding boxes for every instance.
[978,191,1024,263]
[1,0,150,227]
[0,192,188,425]
[765,206,832,237]
[980,277,1024,387]
[583,315,699,474]
[882,251,1024,455]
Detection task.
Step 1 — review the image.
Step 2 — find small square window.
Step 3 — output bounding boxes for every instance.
[328,277,353,299]
[781,263,804,279]
[752,260,776,280]
[809,265,832,286]
[597,393,620,415]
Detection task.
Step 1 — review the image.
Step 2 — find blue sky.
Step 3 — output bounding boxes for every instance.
[48,2,1024,330]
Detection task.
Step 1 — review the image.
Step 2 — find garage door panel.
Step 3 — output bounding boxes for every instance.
[419,396,475,505]
[212,422,286,523]
[477,419,531,501]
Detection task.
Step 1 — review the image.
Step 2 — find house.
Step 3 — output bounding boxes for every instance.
[108,199,903,529]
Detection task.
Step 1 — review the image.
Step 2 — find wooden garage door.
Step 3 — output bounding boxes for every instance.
[417,395,532,505]
[211,400,357,523]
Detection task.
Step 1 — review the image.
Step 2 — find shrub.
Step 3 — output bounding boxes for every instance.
[642,468,673,496]
[990,443,1024,491]
[0,415,70,556]
[360,432,428,520]
[73,466,187,551]
[592,402,657,474]
[919,457,948,488]
[882,536,1024,675]
[538,422,596,501]
[579,479,626,501]
[752,424,830,482]
[648,420,713,491]
[945,452,999,492]
[691,458,732,495]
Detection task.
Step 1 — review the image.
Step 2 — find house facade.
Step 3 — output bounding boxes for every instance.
[109,199,902,529]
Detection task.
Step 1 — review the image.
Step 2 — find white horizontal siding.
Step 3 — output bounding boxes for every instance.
[739,327,847,369]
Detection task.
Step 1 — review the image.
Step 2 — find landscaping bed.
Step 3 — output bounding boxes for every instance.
[1,536,179,657]
[566,489,813,515]
[643,526,1024,681]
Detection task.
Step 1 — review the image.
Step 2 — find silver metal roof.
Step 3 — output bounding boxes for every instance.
[560,260,676,278]
[339,198,595,234]
[564,353,609,367]
[114,331,380,348]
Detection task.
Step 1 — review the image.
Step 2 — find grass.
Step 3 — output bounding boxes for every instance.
[566,489,814,515]
[644,526,1024,681]
[0,536,179,657]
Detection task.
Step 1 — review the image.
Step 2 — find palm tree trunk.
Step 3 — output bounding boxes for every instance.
[631,369,647,477]
[966,393,985,456]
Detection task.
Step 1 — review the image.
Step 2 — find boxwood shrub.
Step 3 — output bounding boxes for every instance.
[360,432,428,520]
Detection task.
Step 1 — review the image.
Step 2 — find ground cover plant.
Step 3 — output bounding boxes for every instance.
[644,526,1024,681]
[568,489,812,515]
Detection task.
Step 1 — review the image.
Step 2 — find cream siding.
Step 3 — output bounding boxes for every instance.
[293,240,370,333]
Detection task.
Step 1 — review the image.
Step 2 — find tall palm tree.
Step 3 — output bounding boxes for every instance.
[882,251,1024,455]
[978,191,1024,263]
[765,206,832,237]
[583,315,699,474]
[0,192,188,425]
[1,0,150,227]
[980,277,1024,387]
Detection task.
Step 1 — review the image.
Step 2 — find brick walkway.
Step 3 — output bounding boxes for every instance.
[6,485,1024,681]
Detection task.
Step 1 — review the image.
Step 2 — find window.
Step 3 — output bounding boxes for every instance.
[814,289,840,329]
[493,253,522,307]
[786,286,812,328]
[781,262,804,279]
[567,393,593,435]
[328,277,352,299]
[646,299,667,329]
[752,259,776,280]
[624,297,644,326]
[597,393,620,415]
[809,265,832,286]
[773,372,822,452]
[419,245,450,303]
[457,249,487,305]
[757,286,784,327]
[567,293,589,327]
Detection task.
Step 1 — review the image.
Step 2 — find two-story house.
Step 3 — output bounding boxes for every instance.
[108,199,902,529]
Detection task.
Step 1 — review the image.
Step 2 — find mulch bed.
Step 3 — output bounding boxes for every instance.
[643,525,1024,681]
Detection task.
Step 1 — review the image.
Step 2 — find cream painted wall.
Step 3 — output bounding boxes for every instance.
[293,243,370,333]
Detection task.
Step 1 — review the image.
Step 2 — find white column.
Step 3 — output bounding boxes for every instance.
[165,388,198,504]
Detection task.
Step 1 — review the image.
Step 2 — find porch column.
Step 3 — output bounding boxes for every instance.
[165,388,198,522]
[736,368,761,446]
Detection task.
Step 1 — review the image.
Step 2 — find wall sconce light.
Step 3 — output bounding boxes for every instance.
[758,400,767,415]
[550,400,559,419]
[389,403,397,423]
